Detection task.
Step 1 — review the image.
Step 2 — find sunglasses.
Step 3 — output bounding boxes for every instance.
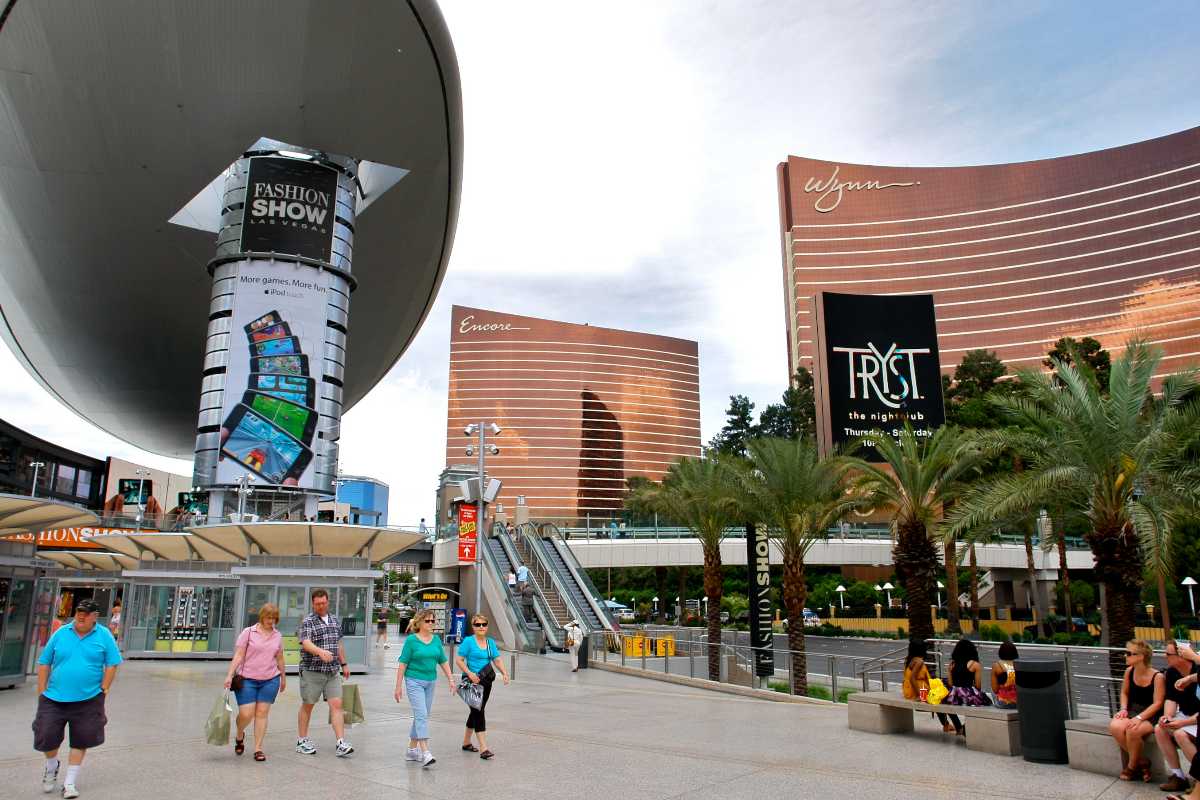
[473,622,488,628]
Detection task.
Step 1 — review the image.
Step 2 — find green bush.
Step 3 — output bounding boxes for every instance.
[1052,632,1072,646]
[978,624,1008,642]
[837,688,857,703]
[805,685,832,700]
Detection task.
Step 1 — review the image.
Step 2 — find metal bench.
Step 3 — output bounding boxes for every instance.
[1064,717,1184,782]
[847,691,1021,756]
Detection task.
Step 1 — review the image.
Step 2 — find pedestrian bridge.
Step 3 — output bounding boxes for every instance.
[558,527,1093,572]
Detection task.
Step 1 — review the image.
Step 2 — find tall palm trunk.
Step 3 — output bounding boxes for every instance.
[968,543,980,630]
[1056,518,1073,632]
[702,547,724,681]
[1088,521,1143,677]
[1022,523,1049,638]
[1158,573,1173,640]
[782,548,808,694]
[943,537,961,635]
[895,520,937,643]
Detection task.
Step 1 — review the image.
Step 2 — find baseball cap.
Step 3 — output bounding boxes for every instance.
[75,599,100,614]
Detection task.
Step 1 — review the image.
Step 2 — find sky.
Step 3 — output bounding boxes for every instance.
[2,1,1199,525]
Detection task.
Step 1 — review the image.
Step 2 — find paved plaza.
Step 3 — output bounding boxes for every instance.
[0,635,1176,800]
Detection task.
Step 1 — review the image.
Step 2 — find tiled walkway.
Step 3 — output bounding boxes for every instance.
[0,637,1167,799]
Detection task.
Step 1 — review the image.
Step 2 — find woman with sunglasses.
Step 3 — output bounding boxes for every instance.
[454,615,510,759]
[1108,639,1165,782]
[394,610,455,767]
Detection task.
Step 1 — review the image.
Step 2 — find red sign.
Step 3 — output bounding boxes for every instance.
[457,505,478,565]
[0,526,139,551]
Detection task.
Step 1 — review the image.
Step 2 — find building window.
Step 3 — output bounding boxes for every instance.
[55,465,76,495]
[76,469,92,501]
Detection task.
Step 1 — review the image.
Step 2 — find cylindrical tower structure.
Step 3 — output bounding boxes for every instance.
[193,144,359,520]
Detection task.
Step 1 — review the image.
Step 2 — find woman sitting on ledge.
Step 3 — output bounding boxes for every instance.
[1109,639,1165,783]
[902,639,961,734]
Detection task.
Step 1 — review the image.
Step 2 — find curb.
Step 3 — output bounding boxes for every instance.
[588,662,835,705]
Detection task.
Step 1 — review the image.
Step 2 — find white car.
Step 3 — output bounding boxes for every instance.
[802,608,821,628]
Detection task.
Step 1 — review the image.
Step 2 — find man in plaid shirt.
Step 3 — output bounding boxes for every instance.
[295,588,353,756]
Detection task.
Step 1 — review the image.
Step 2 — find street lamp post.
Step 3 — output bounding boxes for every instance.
[883,582,894,608]
[1184,577,1197,618]
[29,461,45,497]
[235,473,255,522]
[936,580,945,609]
[652,596,659,619]
[465,422,501,616]
[836,585,846,609]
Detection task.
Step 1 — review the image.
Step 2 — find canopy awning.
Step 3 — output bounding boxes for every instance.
[0,493,99,536]
[84,531,243,563]
[38,550,139,571]
[186,523,426,563]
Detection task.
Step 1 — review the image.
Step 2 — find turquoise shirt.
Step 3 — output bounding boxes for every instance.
[458,636,500,674]
[398,634,448,681]
[39,622,123,702]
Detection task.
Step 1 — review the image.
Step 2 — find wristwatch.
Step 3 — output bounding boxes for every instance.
[340,662,347,667]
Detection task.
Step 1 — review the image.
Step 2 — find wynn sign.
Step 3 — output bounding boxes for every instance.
[812,292,945,461]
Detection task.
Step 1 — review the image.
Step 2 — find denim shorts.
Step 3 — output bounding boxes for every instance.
[234,675,281,706]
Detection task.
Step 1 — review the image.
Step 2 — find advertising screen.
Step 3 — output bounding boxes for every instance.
[239,156,339,262]
[813,292,945,461]
[117,478,153,505]
[216,258,328,489]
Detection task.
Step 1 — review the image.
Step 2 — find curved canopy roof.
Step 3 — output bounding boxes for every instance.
[188,522,426,563]
[0,1,462,457]
[0,493,99,536]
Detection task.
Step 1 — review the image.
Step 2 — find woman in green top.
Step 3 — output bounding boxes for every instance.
[394,609,455,767]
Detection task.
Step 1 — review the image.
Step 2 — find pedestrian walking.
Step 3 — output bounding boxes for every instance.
[563,619,584,672]
[33,598,122,798]
[520,583,535,623]
[506,569,517,593]
[515,562,530,593]
[376,615,390,649]
[394,609,455,767]
[296,589,354,757]
[455,614,510,759]
[225,602,286,762]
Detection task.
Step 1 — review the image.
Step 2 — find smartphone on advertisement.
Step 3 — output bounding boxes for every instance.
[177,492,208,514]
[248,373,316,408]
[241,390,317,444]
[251,336,302,357]
[248,322,293,343]
[220,404,313,484]
[244,311,283,335]
[249,355,309,376]
[118,478,153,505]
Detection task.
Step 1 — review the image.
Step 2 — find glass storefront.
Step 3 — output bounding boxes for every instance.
[124,581,238,656]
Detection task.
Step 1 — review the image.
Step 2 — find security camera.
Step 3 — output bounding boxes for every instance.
[465,446,474,456]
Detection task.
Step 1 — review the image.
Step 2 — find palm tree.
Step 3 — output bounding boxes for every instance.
[845,425,982,643]
[628,455,742,680]
[738,437,857,694]
[946,340,1200,650]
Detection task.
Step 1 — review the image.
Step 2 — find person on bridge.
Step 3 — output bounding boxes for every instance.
[1109,639,1165,783]
[1154,641,1199,793]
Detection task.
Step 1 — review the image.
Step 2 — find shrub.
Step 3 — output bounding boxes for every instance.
[805,685,832,701]
[837,688,857,703]
[1052,632,1072,646]
[978,624,1007,642]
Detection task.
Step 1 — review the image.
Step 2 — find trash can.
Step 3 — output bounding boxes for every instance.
[578,635,590,669]
[1014,658,1070,763]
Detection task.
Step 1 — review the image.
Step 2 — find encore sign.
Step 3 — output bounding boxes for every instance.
[457,504,478,565]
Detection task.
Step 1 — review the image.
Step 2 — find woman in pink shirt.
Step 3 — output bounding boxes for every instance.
[224,603,286,761]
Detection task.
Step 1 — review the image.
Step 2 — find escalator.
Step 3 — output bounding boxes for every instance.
[511,522,617,637]
[486,524,563,650]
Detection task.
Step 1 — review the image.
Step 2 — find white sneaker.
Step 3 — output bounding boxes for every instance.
[421,750,436,767]
[335,738,354,757]
[295,737,317,755]
[41,763,58,793]
[405,747,421,762]
[384,643,391,649]
[62,786,79,799]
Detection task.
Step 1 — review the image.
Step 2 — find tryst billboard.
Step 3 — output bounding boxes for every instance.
[813,292,945,461]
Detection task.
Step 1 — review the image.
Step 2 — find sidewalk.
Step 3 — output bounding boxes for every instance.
[0,637,1165,799]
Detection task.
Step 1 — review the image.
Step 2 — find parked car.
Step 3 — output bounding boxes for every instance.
[1023,617,1089,636]
[803,608,821,628]
[616,608,636,622]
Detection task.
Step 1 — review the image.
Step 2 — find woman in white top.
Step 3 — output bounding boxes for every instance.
[506,570,517,591]
[563,620,584,672]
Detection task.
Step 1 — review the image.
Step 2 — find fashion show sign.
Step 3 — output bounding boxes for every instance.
[240,156,338,262]
[812,291,945,460]
[745,523,775,677]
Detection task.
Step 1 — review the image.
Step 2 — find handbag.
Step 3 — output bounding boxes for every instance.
[230,671,244,693]
[204,691,232,746]
[329,682,366,726]
[926,678,949,705]
[457,675,485,710]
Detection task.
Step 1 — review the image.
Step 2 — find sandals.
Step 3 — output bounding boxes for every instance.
[480,750,495,760]
[254,751,266,762]
[234,736,245,756]
[1120,759,1151,782]
[461,744,479,752]
[1140,759,1152,783]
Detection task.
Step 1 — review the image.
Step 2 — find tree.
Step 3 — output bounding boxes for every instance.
[1044,336,1111,392]
[846,425,982,643]
[945,349,1014,429]
[737,437,857,693]
[628,456,742,680]
[758,368,817,441]
[946,340,1200,653]
[709,395,758,457]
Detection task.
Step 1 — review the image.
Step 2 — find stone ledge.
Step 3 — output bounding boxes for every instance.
[588,662,834,705]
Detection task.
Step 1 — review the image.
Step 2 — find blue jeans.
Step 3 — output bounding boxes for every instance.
[405,677,436,740]
[234,675,281,706]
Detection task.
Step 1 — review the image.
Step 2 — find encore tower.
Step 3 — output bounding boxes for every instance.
[778,126,1200,381]
[445,306,701,523]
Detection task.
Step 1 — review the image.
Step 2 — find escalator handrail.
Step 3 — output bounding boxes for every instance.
[478,526,537,651]
[520,523,602,634]
[538,522,620,632]
[491,523,564,648]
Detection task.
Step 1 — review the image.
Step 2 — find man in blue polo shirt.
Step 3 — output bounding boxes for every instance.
[33,598,122,798]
